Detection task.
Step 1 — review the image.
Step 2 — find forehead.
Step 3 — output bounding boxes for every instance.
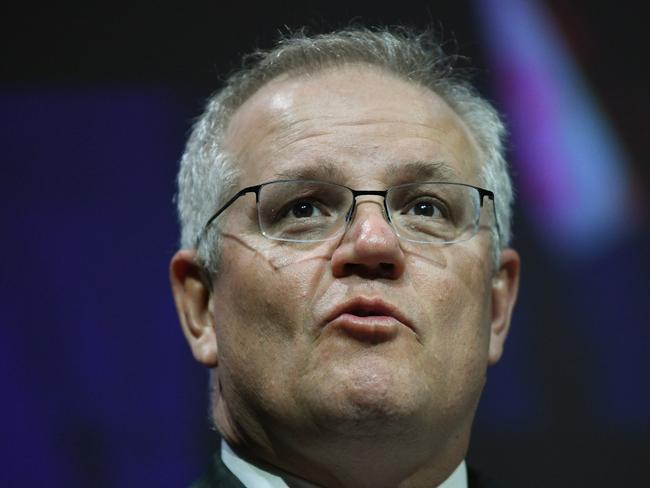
[224,64,482,187]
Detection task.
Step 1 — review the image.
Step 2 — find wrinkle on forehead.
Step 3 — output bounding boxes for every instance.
[224,64,483,183]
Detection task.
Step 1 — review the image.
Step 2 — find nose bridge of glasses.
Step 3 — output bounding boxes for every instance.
[345,191,394,236]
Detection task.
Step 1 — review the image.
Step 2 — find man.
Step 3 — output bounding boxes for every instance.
[170,27,520,488]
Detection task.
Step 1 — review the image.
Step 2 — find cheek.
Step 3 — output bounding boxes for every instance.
[212,241,333,417]
[407,248,492,372]
[212,240,328,364]
[407,249,488,322]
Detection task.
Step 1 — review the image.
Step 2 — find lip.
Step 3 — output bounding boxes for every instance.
[322,297,416,342]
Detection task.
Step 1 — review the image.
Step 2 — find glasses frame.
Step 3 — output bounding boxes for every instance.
[197,179,499,246]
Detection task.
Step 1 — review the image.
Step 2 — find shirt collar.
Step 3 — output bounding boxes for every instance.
[221,439,468,488]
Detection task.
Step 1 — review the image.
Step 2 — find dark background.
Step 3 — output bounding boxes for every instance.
[1,1,648,486]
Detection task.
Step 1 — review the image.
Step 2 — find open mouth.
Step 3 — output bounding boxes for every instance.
[324,298,415,343]
[348,309,385,317]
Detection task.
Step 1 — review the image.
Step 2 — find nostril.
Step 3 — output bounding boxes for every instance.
[342,262,395,279]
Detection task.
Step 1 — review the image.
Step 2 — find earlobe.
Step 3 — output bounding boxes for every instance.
[488,248,520,365]
[170,250,219,367]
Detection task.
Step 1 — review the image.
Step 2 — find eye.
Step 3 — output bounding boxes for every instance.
[405,198,448,219]
[277,198,329,220]
[413,201,436,217]
[290,200,322,218]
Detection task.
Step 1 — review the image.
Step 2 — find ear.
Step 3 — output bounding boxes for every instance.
[488,248,520,365]
[170,249,218,367]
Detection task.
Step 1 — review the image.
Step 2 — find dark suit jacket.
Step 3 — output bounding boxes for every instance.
[190,452,499,488]
[190,452,245,488]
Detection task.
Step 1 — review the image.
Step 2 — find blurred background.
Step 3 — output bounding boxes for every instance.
[1,1,648,486]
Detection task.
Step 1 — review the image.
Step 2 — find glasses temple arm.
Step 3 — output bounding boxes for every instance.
[194,186,260,249]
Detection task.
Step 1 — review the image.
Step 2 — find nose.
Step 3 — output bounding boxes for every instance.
[331,199,406,279]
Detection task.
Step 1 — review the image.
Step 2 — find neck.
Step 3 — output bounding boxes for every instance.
[213,379,475,487]
[221,416,471,488]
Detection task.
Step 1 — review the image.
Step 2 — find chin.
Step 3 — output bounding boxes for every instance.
[301,354,432,436]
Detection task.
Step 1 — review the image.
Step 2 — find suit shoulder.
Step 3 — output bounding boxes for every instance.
[188,452,245,488]
[467,464,501,488]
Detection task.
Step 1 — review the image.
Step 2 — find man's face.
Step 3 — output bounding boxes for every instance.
[186,65,515,451]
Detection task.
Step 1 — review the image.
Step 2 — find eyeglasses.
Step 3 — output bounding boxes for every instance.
[198,179,498,246]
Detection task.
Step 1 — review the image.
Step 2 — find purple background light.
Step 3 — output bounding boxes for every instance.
[473,0,635,253]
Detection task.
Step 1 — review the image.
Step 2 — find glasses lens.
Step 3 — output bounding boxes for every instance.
[258,180,352,242]
[387,183,481,243]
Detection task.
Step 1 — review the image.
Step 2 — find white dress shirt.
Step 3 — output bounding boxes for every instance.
[221,439,468,488]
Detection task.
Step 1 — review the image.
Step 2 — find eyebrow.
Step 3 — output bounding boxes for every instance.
[383,160,461,184]
[274,161,347,183]
[272,159,461,186]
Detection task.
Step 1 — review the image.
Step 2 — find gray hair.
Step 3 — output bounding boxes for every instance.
[176,27,513,272]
